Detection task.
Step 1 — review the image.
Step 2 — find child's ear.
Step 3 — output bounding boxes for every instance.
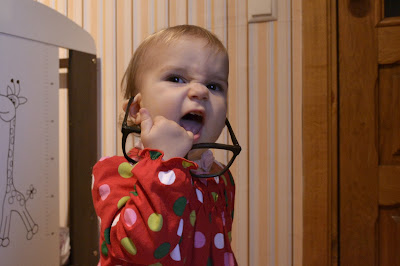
[123,93,142,123]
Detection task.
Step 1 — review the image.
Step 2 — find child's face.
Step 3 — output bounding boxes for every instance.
[136,36,229,145]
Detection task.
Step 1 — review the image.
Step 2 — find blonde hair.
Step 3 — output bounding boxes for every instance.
[122,25,228,99]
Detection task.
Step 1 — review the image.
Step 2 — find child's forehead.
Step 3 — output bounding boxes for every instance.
[151,35,225,55]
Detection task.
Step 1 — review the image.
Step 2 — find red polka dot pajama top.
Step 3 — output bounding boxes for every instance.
[91,148,237,266]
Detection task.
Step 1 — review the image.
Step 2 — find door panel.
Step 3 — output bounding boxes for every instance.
[379,65,400,164]
[378,206,400,266]
[339,0,400,265]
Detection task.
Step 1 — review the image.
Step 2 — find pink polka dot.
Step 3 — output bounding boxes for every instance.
[99,184,110,200]
[124,208,137,227]
[224,252,235,266]
[194,231,206,248]
[99,156,110,161]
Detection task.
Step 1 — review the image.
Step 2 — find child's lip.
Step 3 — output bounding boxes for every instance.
[183,109,206,122]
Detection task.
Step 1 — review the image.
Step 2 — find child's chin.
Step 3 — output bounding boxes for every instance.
[187,149,205,161]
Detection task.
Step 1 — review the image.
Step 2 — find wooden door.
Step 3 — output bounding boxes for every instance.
[339,0,400,265]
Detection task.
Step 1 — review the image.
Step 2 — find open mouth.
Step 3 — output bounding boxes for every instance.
[179,111,204,139]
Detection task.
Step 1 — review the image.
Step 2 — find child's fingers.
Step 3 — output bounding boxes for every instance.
[139,108,153,135]
[186,130,194,140]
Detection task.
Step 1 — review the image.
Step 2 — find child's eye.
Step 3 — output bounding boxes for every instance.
[167,76,185,83]
[206,83,223,92]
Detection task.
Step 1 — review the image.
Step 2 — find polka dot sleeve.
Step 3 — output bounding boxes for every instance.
[91,149,197,265]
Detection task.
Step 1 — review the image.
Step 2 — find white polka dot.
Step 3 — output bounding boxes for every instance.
[158,170,176,185]
[99,184,110,200]
[177,219,184,236]
[97,216,101,226]
[196,188,203,203]
[112,213,120,227]
[170,244,181,261]
[91,174,95,190]
[214,233,224,249]
[214,176,220,184]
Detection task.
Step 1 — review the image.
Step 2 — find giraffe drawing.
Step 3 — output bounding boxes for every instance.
[0,79,38,247]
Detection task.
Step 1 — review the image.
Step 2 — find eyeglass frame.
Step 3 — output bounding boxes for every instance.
[121,96,242,178]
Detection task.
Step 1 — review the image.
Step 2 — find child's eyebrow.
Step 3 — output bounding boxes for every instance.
[159,65,228,85]
[159,65,188,75]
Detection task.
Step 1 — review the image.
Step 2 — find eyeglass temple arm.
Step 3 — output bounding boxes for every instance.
[224,118,240,146]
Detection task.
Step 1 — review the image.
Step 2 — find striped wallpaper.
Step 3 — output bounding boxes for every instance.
[35,0,295,265]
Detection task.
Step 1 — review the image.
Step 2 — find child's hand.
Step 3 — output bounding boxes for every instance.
[138,108,194,160]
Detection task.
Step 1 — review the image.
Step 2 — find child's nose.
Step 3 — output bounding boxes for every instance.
[188,83,209,101]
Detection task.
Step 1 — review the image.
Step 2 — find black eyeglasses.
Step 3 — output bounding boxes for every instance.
[121,97,241,178]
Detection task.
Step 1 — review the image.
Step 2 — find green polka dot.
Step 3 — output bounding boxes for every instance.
[211,192,218,202]
[182,161,194,168]
[104,227,111,244]
[228,231,232,243]
[130,184,138,196]
[207,257,213,266]
[121,237,137,255]
[190,210,196,226]
[148,213,163,232]
[209,212,212,223]
[173,197,187,216]
[118,162,134,178]
[231,209,234,220]
[154,242,171,259]
[224,190,228,206]
[179,236,183,244]
[150,151,162,160]
[221,175,227,186]
[148,263,162,266]
[101,240,108,256]
[117,196,130,209]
